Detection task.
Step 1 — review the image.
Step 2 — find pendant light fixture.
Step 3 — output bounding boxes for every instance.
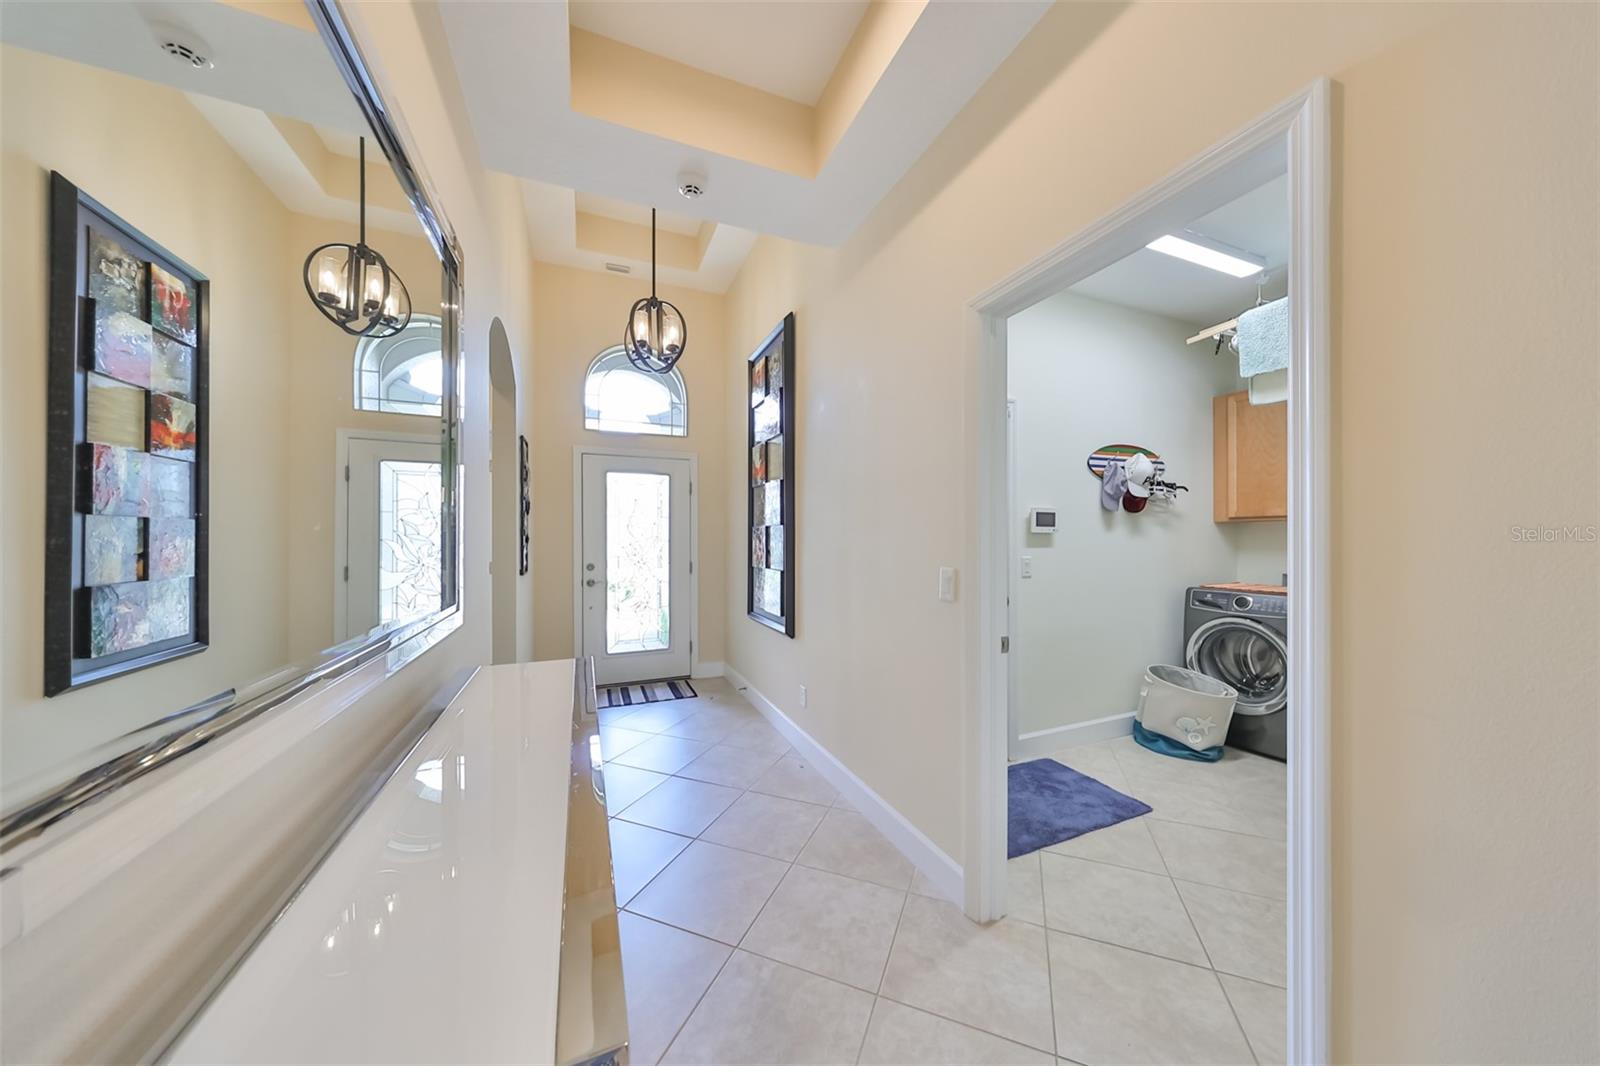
[302,137,412,338]
[623,208,686,374]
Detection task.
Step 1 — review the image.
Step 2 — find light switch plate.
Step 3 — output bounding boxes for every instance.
[1020,556,1033,579]
[938,567,957,602]
[799,684,808,708]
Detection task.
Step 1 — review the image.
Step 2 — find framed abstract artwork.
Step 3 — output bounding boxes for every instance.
[518,433,531,576]
[45,172,209,695]
[746,312,795,636]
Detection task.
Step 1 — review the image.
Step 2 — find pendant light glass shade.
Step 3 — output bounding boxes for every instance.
[301,137,412,339]
[623,209,687,373]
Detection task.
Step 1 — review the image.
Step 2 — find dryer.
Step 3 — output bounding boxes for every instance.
[1184,585,1287,761]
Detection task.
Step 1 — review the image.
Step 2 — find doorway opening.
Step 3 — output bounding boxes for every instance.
[573,448,697,685]
[489,318,520,664]
[968,83,1330,1063]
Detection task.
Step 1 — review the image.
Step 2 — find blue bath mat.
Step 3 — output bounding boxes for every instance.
[1008,758,1152,859]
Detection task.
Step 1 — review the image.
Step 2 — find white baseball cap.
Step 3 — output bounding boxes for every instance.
[1122,454,1155,498]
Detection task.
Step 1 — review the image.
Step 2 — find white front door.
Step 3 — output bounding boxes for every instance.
[341,435,443,642]
[579,452,692,684]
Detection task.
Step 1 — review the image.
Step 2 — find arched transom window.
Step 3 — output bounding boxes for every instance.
[583,346,688,436]
[354,314,444,416]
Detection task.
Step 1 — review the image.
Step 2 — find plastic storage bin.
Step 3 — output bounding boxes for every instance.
[1135,665,1238,753]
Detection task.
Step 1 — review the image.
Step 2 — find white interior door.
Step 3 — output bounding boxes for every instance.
[342,435,443,642]
[580,452,692,684]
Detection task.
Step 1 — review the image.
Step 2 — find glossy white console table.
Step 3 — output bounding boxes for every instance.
[168,660,627,1065]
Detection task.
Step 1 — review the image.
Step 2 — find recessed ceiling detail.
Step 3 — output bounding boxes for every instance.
[568,0,870,105]
[438,0,1051,246]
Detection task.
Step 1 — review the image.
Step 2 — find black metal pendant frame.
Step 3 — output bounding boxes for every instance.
[623,208,687,374]
[300,136,412,338]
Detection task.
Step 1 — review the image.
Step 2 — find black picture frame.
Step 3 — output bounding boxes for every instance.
[746,313,795,636]
[45,172,210,696]
[518,433,531,576]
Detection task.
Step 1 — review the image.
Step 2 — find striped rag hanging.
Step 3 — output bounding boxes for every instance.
[598,679,698,708]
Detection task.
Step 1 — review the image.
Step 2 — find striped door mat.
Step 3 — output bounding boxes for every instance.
[598,679,698,709]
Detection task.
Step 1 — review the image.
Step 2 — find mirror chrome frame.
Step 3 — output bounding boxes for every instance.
[0,0,466,857]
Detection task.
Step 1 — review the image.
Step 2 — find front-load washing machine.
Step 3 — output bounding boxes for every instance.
[1183,585,1288,761]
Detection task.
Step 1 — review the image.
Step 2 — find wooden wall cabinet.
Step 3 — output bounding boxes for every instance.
[1213,390,1287,521]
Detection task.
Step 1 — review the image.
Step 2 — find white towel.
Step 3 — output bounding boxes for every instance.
[1248,368,1288,405]
[1237,297,1289,377]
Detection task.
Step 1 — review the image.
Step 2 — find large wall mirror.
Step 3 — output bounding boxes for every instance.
[0,2,462,840]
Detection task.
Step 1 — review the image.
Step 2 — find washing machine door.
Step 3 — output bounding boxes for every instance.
[1185,617,1287,715]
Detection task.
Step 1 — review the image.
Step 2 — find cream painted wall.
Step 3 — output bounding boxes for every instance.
[0,5,546,1058]
[529,262,727,668]
[721,3,1597,1060]
[1008,291,1244,736]
[0,46,292,786]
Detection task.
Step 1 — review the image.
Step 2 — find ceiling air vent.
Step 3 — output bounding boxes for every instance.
[604,262,631,274]
[153,24,214,70]
[677,169,707,200]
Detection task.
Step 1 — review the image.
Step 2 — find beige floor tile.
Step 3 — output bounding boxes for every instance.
[597,703,646,726]
[628,840,788,945]
[1048,932,1254,1065]
[741,864,906,991]
[879,894,1056,1053]
[1219,974,1286,1064]
[1116,775,1281,839]
[1040,853,1207,965]
[1040,743,1131,794]
[1008,852,1046,926]
[1176,880,1287,987]
[608,819,691,907]
[676,742,784,790]
[599,725,656,760]
[609,734,714,775]
[609,700,702,735]
[701,791,828,861]
[662,705,757,743]
[661,950,875,1065]
[720,717,793,755]
[600,763,669,817]
[615,775,741,837]
[617,912,731,1066]
[1044,816,1166,874]
[751,753,839,805]
[799,808,914,890]
[859,999,1055,1065]
[1149,820,1287,900]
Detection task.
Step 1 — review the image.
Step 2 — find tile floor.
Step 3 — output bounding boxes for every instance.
[602,677,1287,1065]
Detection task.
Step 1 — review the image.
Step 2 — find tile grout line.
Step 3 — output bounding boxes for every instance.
[1038,855,1062,1061]
[1217,973,1265,1066]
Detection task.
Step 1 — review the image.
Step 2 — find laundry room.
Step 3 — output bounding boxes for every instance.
[997,167,1293,1044]
[1006,175,1290,761]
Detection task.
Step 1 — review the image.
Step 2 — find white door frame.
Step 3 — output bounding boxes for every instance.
[1005,398,1020,760]
[966,81,1331,1064]
[333,427,443,642]
[571,445,699,677]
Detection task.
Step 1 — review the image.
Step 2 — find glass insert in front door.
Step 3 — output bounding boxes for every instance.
[378,459,442,627]
[604,471,671,653]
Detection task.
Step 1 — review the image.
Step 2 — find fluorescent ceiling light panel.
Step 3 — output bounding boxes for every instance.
[1146,234,1265,278]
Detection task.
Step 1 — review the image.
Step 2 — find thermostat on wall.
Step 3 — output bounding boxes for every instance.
[1030,509,1057,533]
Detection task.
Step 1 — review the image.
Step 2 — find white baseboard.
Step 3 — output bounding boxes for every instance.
[1012,712,1135,761]
[724,665,963,905]
[691,661,725,680]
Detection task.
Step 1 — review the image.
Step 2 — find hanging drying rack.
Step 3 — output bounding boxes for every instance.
[1186,273,1274,352]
